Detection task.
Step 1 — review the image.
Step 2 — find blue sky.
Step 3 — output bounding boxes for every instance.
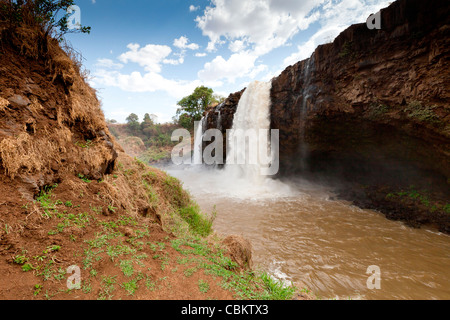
[66,0,391,124]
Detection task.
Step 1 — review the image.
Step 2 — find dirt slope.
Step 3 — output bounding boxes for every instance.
[0,14,278,300]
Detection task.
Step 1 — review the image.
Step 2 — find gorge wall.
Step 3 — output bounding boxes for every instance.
[205,0,450,232]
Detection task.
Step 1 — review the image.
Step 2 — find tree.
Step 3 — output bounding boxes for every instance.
[1,0,91,39]
[175,86,218,129]
[141,113,158,137]
[126,113,139,133]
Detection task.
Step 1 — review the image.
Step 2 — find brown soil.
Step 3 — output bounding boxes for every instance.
[0,168,234,300]
[0,14,247,301]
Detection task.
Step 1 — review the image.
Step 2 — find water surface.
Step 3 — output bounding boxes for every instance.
[168,168,450,300]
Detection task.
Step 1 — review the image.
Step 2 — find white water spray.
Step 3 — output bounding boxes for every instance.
[174,80,292,200]
[193,116,204,164]
[225,81,273,185]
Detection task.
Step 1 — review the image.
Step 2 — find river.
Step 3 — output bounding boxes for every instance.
[167,167,450,300]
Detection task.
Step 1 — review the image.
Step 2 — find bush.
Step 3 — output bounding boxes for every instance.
[0,0,90,39]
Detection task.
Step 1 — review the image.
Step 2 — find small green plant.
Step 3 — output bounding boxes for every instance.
[14,255,28,265]
[339,41,356,59]
[260,273,296,300]
[98,276,117,300]
[184,267,197,278]
[77,174,92,183]
[178,204,215,237]
[82,280,92,294]
[121,273,144,296]
[198,279,210,293]
[119,260,134,277]
[75,140,93,149]
[22,263,34,272]
[44,245,61,253]
[34,284,43,296]
[404,101,440,124]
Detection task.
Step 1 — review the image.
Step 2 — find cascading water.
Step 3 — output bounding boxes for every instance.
[193,116,205,164]
[185,80,292,199]
[225,80,273,186]
[298,56,316,171]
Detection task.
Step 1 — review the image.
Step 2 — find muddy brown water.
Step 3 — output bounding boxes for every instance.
[167,168,450,300]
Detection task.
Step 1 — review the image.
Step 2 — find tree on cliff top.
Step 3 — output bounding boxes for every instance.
[175,86,223,129]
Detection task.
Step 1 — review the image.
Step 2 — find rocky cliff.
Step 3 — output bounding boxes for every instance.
[206,0,450,232]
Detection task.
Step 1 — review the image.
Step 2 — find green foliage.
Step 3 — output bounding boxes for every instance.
[174,86,223,129]
[178,204,215,237]
[126,113,140,133]
[176,113,194,130]
[386,186,450,214]
[404,101,440,124]
[339,41,355,59]
[260,272,296,300]
[198,279,210,293]
[171,237,299,300]
[22,263,34,272]
[77,173,91,183]
[75,140,93,149]
[1,0,91,39]
[138,148,170,163]
[368,102,390,119]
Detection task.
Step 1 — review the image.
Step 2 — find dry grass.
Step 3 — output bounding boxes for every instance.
[0,96,8,112]
[0,21,114,181]
[0,133,60,179]
[97,153,199,237]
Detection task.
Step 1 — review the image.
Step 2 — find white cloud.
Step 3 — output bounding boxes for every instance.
[228,39,247,53]
[198,51,261,83]
[195,52,207,57]
[189,5,200,12]
[118,43,172,73]
[163,57,185,65]
[195,0,324,56]
[95,58,123,69]
[281,0,392,69]
[173,36,199,50]
[94,68,223,99]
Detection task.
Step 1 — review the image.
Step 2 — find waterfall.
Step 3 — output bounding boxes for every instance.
[178,80,292,199]
[225,80,273,184]
[298,55,316,171]
[193,116,204,164]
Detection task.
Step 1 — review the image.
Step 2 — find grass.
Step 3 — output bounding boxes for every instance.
[138,148,171,164]
[75,140,93,149]
[198,279,210,293]
[36,184,59,218]
[404,101,441,125]
[368,102,390,119]
[171,236,298,300]
[386,186,450,214]
[178,204,215,237]
[339,41,357,59]
[6,152,303,301]
[77,174,92,183]
[98,276,117,300]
